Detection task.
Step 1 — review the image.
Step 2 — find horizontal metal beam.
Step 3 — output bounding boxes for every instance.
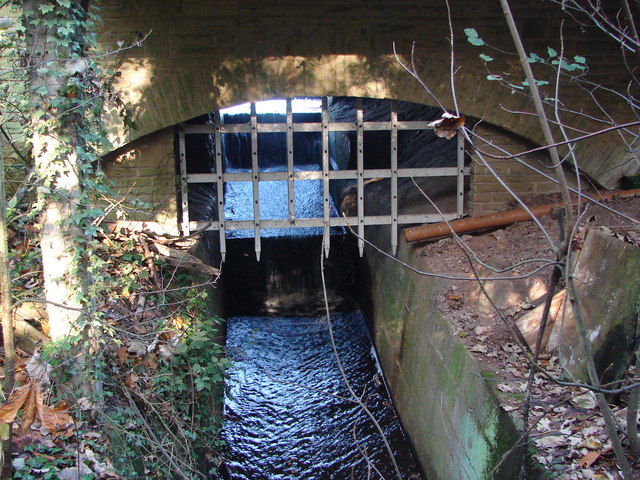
[189,212,460,232]
[183,120,438,135]
[187,167,471,183]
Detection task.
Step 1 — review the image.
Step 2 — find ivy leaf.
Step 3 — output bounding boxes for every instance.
[464,28,485,46]
[58,25,74,36]
[38,4,55,14]
[487,74,502,81]
[523,80,550,87]
[479,53,494,62]
[547,47,558,58]
[574,55,586,64]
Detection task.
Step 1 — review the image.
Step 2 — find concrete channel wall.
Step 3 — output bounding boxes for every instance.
[362,227,523,480]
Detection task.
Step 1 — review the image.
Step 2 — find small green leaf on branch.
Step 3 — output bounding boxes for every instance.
[527,52,543,63]
[464,28,485,46]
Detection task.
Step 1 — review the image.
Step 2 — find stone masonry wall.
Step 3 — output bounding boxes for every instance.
[469,124,562,217]
[102,127,179,235]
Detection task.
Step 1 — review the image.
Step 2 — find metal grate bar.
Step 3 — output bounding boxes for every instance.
[184,120,440,135]
[251,103,261,260]
[356,98,365,256]
[214,111,226,261]
[180,97,470,261]
[322,97,330,258]
[178,126,190,235]
[187,166,471,184]
[457,133,465,218]
[286,99,295,223]
[190,212,460,231]
[390,100,398,256]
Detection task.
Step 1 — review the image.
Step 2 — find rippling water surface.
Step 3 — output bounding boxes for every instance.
[221,311,421,479]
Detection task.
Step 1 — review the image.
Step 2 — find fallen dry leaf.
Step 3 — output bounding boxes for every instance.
[143,353,159,370]
[36,389,73,436]
[158,343,176,360]
[578,450,601,468]
[127,341,147,357]
[446,293,463,309]
[0,384,32,423]
[21,384,37,432]
[124,372,139,390]
[0,382,74,435]
[25,352,52,386]
[470,344,488,353]
[116,345,128,365]
[571,391,597,410]
[535,435,566,448]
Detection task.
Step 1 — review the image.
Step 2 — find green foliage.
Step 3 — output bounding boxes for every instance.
[464,28,485,46]
[108,311,229,479]
[83,235,230,478]
[465,26,589,96]
[14,435,103,480]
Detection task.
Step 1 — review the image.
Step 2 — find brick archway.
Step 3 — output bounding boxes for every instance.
[98,0,636,190]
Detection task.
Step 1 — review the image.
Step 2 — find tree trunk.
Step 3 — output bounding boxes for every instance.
[23,0,87,343]
[0,139,15,480]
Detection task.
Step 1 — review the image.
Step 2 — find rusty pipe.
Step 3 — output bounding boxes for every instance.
[402,188,640,243]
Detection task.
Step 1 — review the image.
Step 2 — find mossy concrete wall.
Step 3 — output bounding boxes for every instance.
[362,228,522,479]
[95,0,638,189]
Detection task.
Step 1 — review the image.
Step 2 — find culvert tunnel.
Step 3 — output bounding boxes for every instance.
[179,98,472,479]
[179,97,521,479]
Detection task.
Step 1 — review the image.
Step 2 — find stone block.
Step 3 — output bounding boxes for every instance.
[468,192,494,205]
[534,182,560,193]
[547,228,640,384]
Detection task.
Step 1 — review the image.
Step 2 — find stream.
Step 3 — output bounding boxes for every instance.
[221,311,421,479]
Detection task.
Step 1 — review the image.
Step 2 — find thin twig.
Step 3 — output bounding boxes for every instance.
[320,246,402,479]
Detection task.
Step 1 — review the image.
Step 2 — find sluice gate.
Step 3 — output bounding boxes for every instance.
[179,97,469,261]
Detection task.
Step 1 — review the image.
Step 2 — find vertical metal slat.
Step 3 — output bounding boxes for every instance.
[322,96,330,258]
[286,99,295,223]
[356,98,364,257]
[214,111,226,262]
[251,103,261,260]
[390,100,398,256]
[457,133,465,218]
[178,126,190,235]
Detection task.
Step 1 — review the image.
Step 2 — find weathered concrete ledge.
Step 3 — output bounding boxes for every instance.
[362,227,523,479]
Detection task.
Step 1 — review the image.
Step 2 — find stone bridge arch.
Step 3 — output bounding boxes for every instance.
[99,0,637,233]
